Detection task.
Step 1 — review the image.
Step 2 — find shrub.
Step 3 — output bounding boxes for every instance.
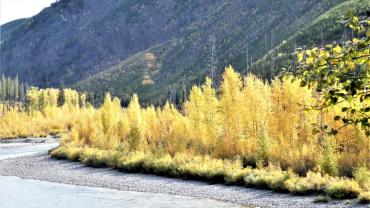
[256,131,269,167]
[325,180,361,199]
[354,167,370,191]
[105,151,122,167]
[358,192,370,204]
[223,159,248,185]
[50,147,366,200]
[66,147,83,161]
[244,165,292,192]
[117,151,148,172]
[81,149,109,168]
[177,155,225,182]
[320,137,339,177]
[127,127,141,151]
[50,146,68,160]
[144,154,177,176]
[284,171,331,194]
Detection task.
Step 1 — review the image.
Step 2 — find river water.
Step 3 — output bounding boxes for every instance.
[0,139,244,208]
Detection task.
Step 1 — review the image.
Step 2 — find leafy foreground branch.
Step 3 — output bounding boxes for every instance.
[293,16,370,135]
[50,147,369,203]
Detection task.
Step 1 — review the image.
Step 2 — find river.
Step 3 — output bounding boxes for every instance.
[0,139,245,208]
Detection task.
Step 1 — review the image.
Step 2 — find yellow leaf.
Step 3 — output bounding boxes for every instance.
[366,30,370,37]
[306,57,314,64]
[353,16,359,24]
[324,51,330,58]
[346,61,355,70]
[297,53,304,62]
[353,38,359,44]
[333,45,342,54]
[319,50,330,58]
[357,58,367,65]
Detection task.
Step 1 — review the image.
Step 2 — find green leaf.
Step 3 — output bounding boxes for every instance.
[300,80,307,87]
[329,129,338,136]
[342,118,349,124]
[312,128,319,135]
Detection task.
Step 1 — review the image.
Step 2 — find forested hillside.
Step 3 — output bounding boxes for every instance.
[1,0,369,104]
[252,0,370,78]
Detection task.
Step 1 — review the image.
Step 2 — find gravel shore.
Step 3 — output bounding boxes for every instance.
[0,153,363,208]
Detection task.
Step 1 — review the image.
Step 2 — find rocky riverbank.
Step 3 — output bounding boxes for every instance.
[0,153,360,208]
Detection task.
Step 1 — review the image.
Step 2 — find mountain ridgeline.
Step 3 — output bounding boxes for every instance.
[1,0,369,105]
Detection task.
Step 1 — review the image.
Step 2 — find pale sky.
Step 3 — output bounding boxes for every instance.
[0,0,56,25]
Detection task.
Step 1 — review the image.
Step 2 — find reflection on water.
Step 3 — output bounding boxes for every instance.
[0,176,243,208]
[0,142,58,160]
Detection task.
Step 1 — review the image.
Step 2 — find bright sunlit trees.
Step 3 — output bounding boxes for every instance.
[1,66,368,179]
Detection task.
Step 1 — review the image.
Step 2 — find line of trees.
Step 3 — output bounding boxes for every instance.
[27,87,87,112]
[0,74,88,112]
[0,74,27,104]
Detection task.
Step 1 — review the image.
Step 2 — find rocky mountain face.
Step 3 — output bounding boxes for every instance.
[1,0,367,104]
[1,0,202,86]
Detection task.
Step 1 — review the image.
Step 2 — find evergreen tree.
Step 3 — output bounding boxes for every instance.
[175,91,181,108]
[6,77,11,100]
[57,89,65,107]
[19,83,25,103]
[320,137,339,176]
[0,75,5,101]
[256,129,269,167]
[181,84,187,105]
[14,75,19,101]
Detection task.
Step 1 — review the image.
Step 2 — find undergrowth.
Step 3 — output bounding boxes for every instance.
[50,147,369,203]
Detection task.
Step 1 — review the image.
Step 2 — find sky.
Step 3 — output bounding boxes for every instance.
[0,0,56,25]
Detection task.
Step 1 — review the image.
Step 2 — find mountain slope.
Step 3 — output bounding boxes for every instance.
[74,0,349,104]
[251,0,370,79]
[1,0,212,86]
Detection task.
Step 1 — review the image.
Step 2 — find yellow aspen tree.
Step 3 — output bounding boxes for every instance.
[116,109,130,146]
[157,102,186,156]
[142,106,161,152]
[27,87,40,112]
[126,94,145,151]
[47,88,59,108]
[240,74,271,158]
[270,77,317,172]
[184,85,206,150]
[63,89,80,110]
[200,77,220,154]
[219,66,243,158]
[100,93,121,148]
[79,93,87,108]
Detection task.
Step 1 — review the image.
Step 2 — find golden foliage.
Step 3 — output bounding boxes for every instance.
[1,67,368,178]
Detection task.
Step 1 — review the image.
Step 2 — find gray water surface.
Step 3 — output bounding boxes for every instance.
[0,176,243,208]
[0,142,58,159]
[0,140,244,208]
